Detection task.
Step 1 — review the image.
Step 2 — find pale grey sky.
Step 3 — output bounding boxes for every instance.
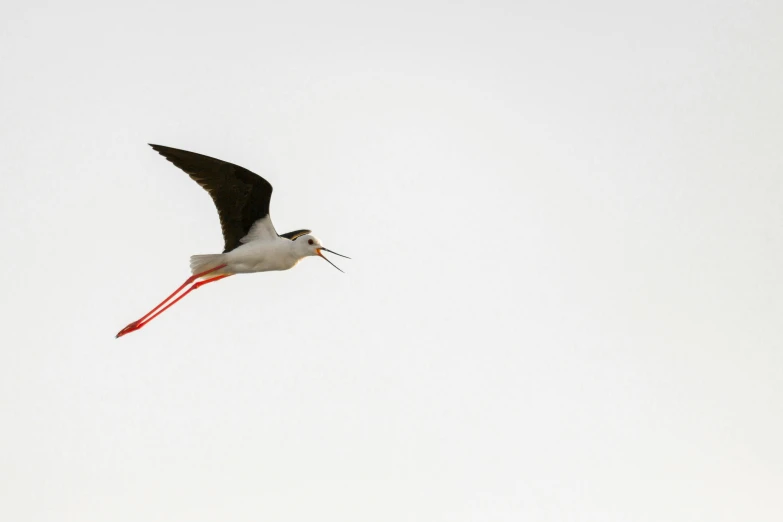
[1,1,782,521]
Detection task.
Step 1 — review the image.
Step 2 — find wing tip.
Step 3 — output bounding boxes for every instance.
[149,144,179,161]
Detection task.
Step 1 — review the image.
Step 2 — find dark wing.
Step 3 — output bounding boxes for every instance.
[279,229,312,241]
[149,144,274,253]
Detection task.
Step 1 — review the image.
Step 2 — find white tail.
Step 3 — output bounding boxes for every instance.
[189,254,226,276]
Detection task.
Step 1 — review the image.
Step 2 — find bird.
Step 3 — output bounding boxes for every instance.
[116,144,349,338]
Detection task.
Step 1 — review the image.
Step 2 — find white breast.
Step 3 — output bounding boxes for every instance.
[225,236,300,273]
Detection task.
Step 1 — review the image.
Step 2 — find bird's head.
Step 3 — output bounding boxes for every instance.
[296,234,350,272]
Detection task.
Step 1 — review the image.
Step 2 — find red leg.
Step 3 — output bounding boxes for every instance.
[132,274,232,330]
[116,265,228,338]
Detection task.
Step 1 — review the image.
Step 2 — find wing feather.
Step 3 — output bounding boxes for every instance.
[149,144,275,252]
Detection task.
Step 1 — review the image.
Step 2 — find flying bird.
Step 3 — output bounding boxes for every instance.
[116,144,349,338]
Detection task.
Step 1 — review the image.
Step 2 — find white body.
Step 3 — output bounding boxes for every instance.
[228,237,305,272]
[189,217,323,276]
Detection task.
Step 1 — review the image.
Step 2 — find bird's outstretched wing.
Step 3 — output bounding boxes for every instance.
[279,229,312,241]
[150,144,275,253]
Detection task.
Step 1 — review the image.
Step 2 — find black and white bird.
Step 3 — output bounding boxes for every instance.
[116,144,349,338]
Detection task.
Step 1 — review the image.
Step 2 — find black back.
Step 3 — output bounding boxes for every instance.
[279,229,312,241]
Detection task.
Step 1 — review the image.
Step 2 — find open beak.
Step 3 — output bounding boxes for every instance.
[317,248,351,273]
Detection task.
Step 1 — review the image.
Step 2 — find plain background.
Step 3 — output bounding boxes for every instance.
[1,1,782,521]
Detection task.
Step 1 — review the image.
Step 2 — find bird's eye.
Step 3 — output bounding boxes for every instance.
[308,239,314,245]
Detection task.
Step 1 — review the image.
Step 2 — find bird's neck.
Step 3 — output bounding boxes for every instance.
[289,239,310,261]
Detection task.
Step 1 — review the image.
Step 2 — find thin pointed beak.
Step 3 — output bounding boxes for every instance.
[317,248,349,273]
[320,248,351,259]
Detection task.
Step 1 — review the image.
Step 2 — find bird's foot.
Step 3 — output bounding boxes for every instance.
[116,321,141,338]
